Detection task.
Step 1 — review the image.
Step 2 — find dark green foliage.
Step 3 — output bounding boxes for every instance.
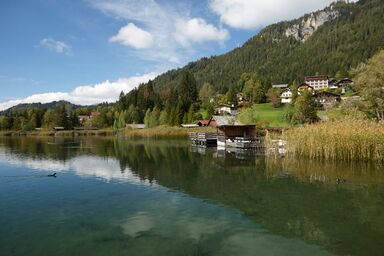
[287,90,320,124]
[267,88,282,108]
[121,0,384,96]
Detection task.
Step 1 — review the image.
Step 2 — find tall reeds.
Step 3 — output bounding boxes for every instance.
[284,119,384,162]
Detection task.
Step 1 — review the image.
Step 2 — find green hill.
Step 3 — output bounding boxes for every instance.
[0,101,80,115]
[148,0,384,93]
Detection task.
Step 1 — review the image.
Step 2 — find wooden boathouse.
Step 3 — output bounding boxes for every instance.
[217,125,264,150]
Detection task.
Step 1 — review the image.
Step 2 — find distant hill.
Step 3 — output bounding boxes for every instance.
[146,0,384,93]
[0,101,81,115]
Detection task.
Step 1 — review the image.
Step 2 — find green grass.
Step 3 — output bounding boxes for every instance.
[238,103,289,128]
[198,109,209,119]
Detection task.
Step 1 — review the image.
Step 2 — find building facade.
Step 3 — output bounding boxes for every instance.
[304,75,329,90]
[280,88,293,103]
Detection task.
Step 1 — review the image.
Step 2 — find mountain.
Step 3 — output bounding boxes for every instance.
[0,101,81,115]
[147,0,384,93]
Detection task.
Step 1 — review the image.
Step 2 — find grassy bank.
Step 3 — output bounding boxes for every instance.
[283,119,384,162]
[122,126,215,139]
[238,103,288,128]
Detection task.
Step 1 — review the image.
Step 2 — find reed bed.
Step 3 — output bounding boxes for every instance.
[284,119,384,162]
[123,126,215,139]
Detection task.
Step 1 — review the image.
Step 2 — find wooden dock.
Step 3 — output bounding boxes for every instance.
[218,136,265,150]
[189,132,217,147]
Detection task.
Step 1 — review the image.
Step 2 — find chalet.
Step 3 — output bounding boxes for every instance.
[336,78,353,93]
[328,78,338,89]
[313,91,341,106]
[272,84,289,89]
[216,104,237,116]
[78,115,90,123]
[280,88,292,104]
[304,75,329,90]
[298,83,314,92]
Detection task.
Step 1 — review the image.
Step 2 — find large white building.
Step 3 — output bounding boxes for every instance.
[304,75,329,90]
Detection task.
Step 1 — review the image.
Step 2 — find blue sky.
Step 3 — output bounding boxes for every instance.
[0,0,338,110]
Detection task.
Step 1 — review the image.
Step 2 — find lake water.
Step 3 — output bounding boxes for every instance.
[0,137,383,256]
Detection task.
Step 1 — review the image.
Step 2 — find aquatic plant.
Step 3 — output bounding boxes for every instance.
[283,119,384,162]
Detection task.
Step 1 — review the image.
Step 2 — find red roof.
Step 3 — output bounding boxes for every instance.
[198,120,210,126]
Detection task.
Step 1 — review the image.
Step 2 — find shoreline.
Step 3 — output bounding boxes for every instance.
[0,126,216,139]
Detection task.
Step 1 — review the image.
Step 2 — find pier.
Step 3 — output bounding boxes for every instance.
[189,132,218,147]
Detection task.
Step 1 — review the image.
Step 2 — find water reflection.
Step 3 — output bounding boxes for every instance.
[0,137,384,256]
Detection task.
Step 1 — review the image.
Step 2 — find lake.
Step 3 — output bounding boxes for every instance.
[0,137,383,256]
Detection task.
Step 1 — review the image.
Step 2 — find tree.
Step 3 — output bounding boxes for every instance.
[199,82,215,103]
[179,71,198,107]
[292,90,319,124]
[290,80,299,105]
[267,88,281,108]
[43,109,56,129]
[355,50,384,120]
[159,111,168,125]
[241,73,266,104]
[226,85,237,105]
[55,104,68,129]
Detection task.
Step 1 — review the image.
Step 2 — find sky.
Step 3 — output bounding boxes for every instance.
[0,0,342,110]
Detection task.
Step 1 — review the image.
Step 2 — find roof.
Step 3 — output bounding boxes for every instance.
[305,75,329,81]
[181,124,199,128]
[219,125,256,128]
[272,84,289,88]
[126,124,146,129]
[218,104,236,108]
[211,115,240,126]
[314,91,341,97]
[197,120,210,125]
[336,78,353,84]
[298,83,313,89]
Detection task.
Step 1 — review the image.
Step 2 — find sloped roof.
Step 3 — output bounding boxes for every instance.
[211,115,240,126]
[272,84,289,88]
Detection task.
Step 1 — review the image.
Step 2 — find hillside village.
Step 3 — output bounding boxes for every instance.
[187,74,355,129]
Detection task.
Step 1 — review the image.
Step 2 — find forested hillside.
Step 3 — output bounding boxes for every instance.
[114,0,384,124]
[0,101,80,115]
[150,0,383,92]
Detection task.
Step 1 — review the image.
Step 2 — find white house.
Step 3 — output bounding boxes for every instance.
[216,104,237,116]
[280,88,292,104]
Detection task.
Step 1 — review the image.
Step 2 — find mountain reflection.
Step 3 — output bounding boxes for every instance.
[1,137,384,255]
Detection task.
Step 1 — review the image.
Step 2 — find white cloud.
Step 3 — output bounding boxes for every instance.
[110,23,153,49]
[175,18,229,48]
[210,0,346,29]
[0,72,158,111]
[87,0,227,63]
[39,38,72,54]
[0,150,156,185]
